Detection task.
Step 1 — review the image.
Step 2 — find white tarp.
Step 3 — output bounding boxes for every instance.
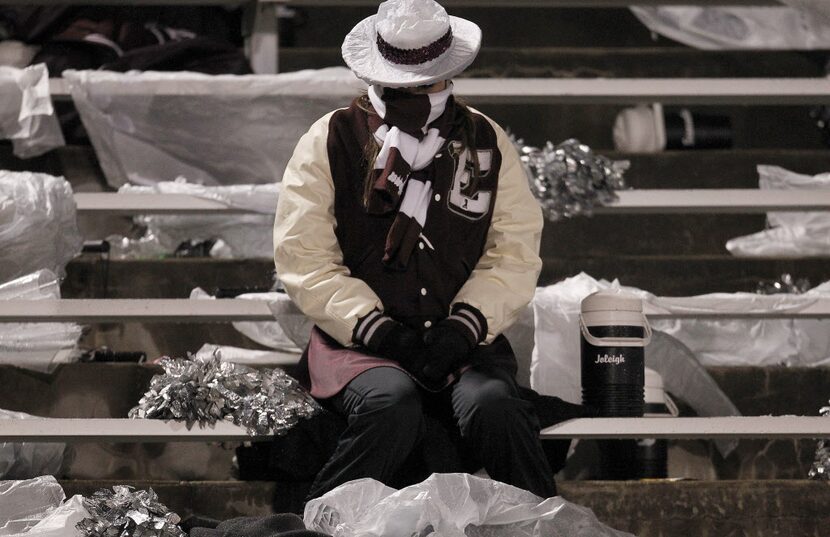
[530,273,830,404]
[0,477,88,537]
[0,270,82,373]
[0,171,82,283]
[780,0,830,25]
[630,5,830,49]
[108,179,280,259]
[190,288,305,353]
[727,165,830,257]
[304,473,633,537]
[194,344,301,366]
[0,476,66,535]
[0,65,64,158]
[64,68,366,188]
[0,411,65,480]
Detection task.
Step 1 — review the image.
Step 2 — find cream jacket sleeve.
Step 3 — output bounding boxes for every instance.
[451,116,544,343]
[273,112,384,347]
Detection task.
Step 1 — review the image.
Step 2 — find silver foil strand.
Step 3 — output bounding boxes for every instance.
[809,402,830,480]
[755,273,811,295]
[129,354,320,436]
[514,137,629,222]
[76,486,185,537]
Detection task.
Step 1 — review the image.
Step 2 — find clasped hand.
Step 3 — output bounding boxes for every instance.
[375,320,473,390]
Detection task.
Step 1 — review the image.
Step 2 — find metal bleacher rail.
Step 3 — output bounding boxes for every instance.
[48,77,830,105]
[3,0,829,444]
[2,416,830,442]
[72,189,830,215]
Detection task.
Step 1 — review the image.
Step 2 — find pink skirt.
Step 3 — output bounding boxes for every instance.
[306,326,407,399]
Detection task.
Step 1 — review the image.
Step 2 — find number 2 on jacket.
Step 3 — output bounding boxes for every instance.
[447,141,493,221]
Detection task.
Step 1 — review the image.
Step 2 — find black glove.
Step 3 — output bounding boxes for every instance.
[355,310,424,366]
[374,321,423,366]
[420,320,475,384]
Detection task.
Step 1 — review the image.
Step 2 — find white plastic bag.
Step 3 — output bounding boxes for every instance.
[304,473,634,537]
[0,41,39,70]
[108,179,279,259]
[0,64,64,158]
[727,165,830,257]
[0,476,65,535]
[781,0,830,25]
[792,280,830,367]
[4,495,88,537]
[0,172,83,283]
[530,273,824,404]
[630,6,830,49]
[0,270,82,373]
[190,288,304,353]
[64,68,365,188]
[195,343,301,366]
[0,410,65,481]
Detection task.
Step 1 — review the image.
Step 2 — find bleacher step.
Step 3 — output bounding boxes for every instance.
[58,479,830,537]
[281,47,828,79]
[2,364,828,484]
[6,147,829,193]
[63,255,830,298]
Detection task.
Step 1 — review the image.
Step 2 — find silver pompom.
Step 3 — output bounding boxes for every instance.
[809,402,830,480]
[129,353,320,436]
[756,274,811,295]
[514,136,629,221]
[76,486,185,537]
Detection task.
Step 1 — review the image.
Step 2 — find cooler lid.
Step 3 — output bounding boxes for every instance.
[581,290,643,313]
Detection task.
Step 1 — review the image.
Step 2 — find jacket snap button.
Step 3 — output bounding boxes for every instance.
[434,193,441,202]
[424,320,432,328]
[420,288,427,296]
[418,242,424,250]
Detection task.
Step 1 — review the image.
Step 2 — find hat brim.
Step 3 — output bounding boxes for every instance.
[342,15,481,88]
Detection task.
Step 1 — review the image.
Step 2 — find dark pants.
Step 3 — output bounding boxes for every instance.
[306,365,557,500]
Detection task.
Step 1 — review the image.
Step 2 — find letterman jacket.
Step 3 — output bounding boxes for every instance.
[273,99,543,396]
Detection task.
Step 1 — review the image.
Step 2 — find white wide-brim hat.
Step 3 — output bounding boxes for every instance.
[342,0,482,88]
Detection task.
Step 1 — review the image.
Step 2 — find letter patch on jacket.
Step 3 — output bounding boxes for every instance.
[447,141,493,221]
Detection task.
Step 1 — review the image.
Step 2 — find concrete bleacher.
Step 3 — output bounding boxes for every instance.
[2,3,830,537]
[3,361,829,534]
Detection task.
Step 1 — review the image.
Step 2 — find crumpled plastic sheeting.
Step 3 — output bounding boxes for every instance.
[646,332,739,457]
[190,288,303,353]
[0,410,65,480]
[630,6,830,49]
[0,270,82,373]
[195,344,301,367]
[14,495,88,537]
[0,477,88,537]
[0,476,66,535]
[727,165,830,257]
[0,41,39,70]
[304,473,634,537]
[530,273,830,407]
[757,273,811,295]
[0,64,65,158]
[64,68,366,188]
[76,486,184,537]
[108,180,279,259]
[809,401,830,480]
[0,172,83,283]
[781,0,830,26]
[129,354,320,436]
[263,292,315,351]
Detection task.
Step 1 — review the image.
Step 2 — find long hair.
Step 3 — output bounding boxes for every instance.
[355,92,481,209]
